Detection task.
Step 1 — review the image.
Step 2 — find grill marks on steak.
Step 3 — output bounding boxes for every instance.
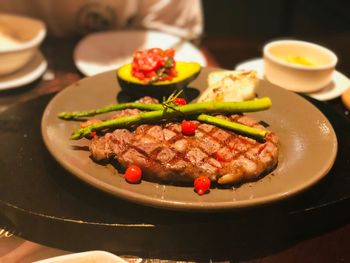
[89,112,279,185]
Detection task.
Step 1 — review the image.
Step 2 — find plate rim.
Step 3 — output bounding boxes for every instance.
[41,68,338,211]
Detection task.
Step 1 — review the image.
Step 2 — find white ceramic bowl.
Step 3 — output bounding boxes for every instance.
[263,40,337,92]
[0,13,46,75]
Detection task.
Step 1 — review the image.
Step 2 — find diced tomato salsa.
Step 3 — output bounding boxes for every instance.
[131,48,178,84]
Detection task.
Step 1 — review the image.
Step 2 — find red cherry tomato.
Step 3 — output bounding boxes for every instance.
[133,50,145,58]
[181,120,197,136]
[137,55,158,72]
[194,176,211,195]
[164,48,175,57]
[148,48,164,56]
[174,98,187,106]
[89,131,97,137]
[125,164,142,184]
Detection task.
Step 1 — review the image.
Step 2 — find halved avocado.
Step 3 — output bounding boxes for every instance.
[117,62,201,98]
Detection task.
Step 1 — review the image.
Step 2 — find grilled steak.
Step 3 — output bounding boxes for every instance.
[89,99,278,185]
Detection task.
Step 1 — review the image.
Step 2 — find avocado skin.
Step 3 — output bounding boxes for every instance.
[116,62,201,99]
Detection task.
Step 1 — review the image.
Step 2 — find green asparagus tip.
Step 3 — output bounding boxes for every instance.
[70,129,87,140]
[57,112,67,118]
[58,112,75,120]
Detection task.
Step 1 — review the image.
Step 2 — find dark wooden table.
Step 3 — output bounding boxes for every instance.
[0,35,349,262]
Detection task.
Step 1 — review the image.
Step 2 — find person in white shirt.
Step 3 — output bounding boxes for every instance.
[0,0,203,40]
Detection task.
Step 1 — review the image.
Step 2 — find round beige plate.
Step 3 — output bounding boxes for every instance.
[41,68,338,211]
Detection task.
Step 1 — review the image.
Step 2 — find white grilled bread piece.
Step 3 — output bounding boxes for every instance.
[197,70,259,102]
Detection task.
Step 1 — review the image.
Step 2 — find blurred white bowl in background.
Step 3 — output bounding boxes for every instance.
[0,13,46,76]
[263,39,337,93]
[34,250,128,263]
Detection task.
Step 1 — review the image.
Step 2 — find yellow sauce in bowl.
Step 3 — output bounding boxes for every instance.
[284,56,318,66]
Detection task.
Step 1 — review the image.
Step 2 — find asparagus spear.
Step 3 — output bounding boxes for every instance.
[58,102,162,120]
[59,97,271,120]
[70,97,271,140]
[197,114,267,139]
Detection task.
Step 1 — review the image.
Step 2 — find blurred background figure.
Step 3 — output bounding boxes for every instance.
[0,0,203,40]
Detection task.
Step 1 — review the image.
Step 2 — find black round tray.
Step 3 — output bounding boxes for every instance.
[0,93,349,260]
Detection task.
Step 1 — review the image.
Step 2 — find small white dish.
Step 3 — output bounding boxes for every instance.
[236,58,350,101]
[0,13,46,75]
[74,30,207,76]
[34,250,128,263]
[263,40,337,93]
[0,51,47,91]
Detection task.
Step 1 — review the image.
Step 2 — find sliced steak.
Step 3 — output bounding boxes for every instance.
[89,110,279,185]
